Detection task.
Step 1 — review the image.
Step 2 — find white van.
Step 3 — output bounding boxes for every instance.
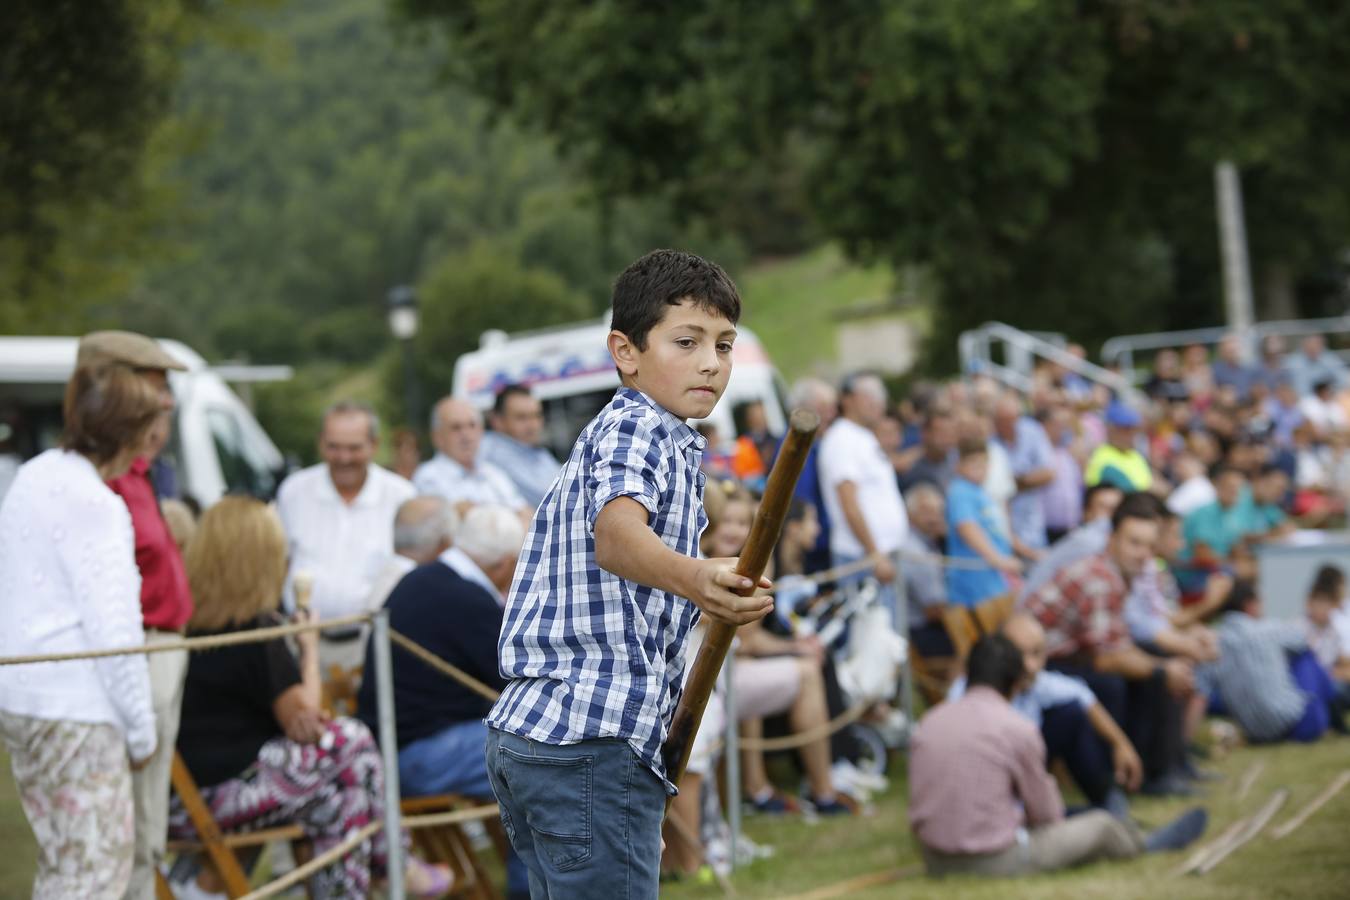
[0,336,286,507]
[452,317,789,458]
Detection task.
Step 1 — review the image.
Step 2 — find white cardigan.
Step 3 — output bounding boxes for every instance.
[0,449,156,760]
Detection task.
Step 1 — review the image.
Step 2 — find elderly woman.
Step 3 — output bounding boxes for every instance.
[170,496,449,898]
[0,364,163,898]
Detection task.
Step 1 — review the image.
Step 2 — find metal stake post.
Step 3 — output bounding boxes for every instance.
[893,551,916,749]
[725,652,740,874]
[373,608,406,899]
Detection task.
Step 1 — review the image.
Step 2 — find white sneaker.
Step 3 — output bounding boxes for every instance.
[172,876,227,900]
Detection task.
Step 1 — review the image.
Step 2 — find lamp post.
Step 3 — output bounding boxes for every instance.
[386,285,422,429]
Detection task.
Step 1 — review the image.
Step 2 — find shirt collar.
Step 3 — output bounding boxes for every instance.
[439,545,503,605]
[129,457,151,476]
[433,452,475,477]
[615,387,706,452]
[322,464,380,507]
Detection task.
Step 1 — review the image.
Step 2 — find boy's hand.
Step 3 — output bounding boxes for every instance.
[687,558,773,626]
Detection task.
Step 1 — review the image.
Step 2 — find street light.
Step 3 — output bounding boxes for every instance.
[386,285,422,428]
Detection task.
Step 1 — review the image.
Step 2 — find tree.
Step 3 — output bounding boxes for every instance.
[400,0,1350,367]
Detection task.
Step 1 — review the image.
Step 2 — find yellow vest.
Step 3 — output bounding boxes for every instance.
[1084,444,1153,491]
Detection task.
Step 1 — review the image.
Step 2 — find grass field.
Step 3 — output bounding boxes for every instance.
[739,245,906,381]
[3,734,1346,898]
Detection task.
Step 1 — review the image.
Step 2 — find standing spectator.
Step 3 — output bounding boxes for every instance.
[787,377,839,573]
[1167,452,1217,517]
[1265,376,1305,448]
[1298,378,1348,440]
[480,384,562,511]
[415,396,528,514]
[1085,403,1154,491]
[1212,581,1345,742]
[79,331,197,900]
[0,365,161,898]
[736,399,780,471]
[1211,335,1257,401]
[909,635,1205,877]
[902,484,955,660]
[818,373,909,612]
[1040,405,1084,543]
[1285,334,1348,396]
[1254,334,1290,393]
[1144,350,1190,404]
[1181,344,1215,403]
[898,408,956,492]
[993,393,1056,553]
[356,506,528,897]
[276,402,415,672]
[1024,502,1194,794]
[946,437,1021,608]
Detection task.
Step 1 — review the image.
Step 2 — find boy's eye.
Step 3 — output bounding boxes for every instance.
[717,341,734,354]
[676,337,697,349]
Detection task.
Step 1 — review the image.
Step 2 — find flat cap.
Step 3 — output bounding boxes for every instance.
[77,330,186,372]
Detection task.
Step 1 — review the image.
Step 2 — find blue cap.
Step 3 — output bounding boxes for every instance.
[1105,402,1142,428]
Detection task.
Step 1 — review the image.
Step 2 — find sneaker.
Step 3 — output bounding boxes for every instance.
[748,789,799,815]
[172,877,227,900]
[1140,774,1198,798]
[1143,807,1209,853]
[807,793,857,816]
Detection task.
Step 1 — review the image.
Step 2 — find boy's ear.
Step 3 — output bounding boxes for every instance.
[608,330,640,378]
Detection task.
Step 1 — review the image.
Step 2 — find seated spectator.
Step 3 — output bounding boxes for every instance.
[1020,483,1123,599]
[1250,463,1295,540]
[1306,565,1350,690]
[1039,404,1085,544]
[1285,334,1347,396]
[1024,501,1195,795]
[948,614,1142,817]
[701,482,852,816]
[171,497,449,899]
[1167,452,1216,517]
[946,437,1021,608]
[1211,335,1257,401]
[362,496,457,628]
[480,384,562,511]
[414,395,528,515]
[1265,376,1305,448]
[1212,580,1346,742]
[1085,403,1154,492]
[0,364,162,899]
[909,634,1206,877]
[1181,465,1256,566]
[736,399,781,473]
[1299,377,1348,440]
[1144,349,1190,404]
[1181,344,1215,403]
[902,484,956,660]
[696,422,738,481]
[356,505,528,898]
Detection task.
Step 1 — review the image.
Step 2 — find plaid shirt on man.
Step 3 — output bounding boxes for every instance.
[1023,552,1131,660]
[487,387,706,793]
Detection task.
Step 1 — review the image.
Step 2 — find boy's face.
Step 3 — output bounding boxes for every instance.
[610,300,735,420]
[957,452,988,484]
[1309,596,1333,627]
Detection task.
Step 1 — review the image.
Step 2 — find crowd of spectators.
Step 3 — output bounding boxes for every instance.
[5,325,1350,894]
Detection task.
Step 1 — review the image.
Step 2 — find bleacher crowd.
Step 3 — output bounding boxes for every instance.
[2,327,1350,897]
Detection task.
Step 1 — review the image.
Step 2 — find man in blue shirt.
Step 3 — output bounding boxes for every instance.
[480,384,562,511]
[992,394,1056,553]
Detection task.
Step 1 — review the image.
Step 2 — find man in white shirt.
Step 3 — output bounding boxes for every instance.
[414,395,529,516]
[276,401,415,672]
[818,373,909,620]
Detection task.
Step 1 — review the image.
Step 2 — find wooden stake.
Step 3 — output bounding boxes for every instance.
[1196,788,1288,875]
[1235,759,1265,802]
[778,865,922,900]
[1270,770,1350,840]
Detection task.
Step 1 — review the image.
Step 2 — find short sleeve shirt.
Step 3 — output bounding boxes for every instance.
[488,388,706,793]
[945,477,1010,607]
[817,418,909,558]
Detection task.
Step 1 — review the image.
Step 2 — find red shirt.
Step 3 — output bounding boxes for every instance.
[107,458,194,631]
[1023,552,1131,660]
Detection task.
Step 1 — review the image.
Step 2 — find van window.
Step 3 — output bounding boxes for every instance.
[206,407,280,499]
[540,389,616,458]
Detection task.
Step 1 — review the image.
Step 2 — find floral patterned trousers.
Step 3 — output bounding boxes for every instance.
[0,712,135,899]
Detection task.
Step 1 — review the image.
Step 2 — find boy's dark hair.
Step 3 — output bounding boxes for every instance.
[966,634,1026,698]
[956,436,988,459]
[1310,564,1346,599]
[611,249,741,350]
[1221,579,1259,616]
[492,383,533,416]
[1081,482,1120,515]
[1111,490,1164,531]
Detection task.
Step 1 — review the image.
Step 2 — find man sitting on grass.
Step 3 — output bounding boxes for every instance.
[909,634,1207,877]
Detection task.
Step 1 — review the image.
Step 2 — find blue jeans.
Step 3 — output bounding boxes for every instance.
[1287,651,1334,743]
[1040,702,1113,808]
[400,720,528,895]
[485,729,664,900]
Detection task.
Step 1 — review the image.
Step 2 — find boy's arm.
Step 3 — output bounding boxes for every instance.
[594,497,773,626]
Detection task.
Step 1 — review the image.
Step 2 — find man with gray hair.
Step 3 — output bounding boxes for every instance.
[414,395,528,515]
[902,483,955,661]
[276,401,414,669]
[356,505,529,897]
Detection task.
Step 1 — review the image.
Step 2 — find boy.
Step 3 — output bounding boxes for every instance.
[945,436,1021,608]
[1306,565,1350,688]
[485,250,773,898]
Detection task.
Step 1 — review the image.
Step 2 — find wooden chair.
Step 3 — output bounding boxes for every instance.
[941,592,1017,664]
[155,751,312,899]
[321,663,363,717]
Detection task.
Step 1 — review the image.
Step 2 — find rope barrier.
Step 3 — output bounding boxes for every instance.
[402,803,502,831]
[739,702,870,752]
[0,613,373,667]
[388,628,502,702]
[236,819,383,900]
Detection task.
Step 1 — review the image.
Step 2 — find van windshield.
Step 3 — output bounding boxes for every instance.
[539,389,616,458]
[206,407,280,500]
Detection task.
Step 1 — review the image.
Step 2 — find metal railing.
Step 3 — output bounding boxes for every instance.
[958,321,1144,402]
[1100,315,1350,380]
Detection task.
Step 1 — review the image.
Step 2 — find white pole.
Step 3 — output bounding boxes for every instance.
[725,653,740,874]
[1215,160,1257,362]
[372,609,406,899]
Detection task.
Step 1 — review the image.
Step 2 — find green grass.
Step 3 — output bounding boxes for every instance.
[3,736,1346,897]
[740,244,903,381]
[662,736,1350,900]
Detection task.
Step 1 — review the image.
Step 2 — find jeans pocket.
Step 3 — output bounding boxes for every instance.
[499,746,593,871]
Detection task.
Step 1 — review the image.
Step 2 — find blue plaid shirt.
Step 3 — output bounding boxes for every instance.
[487,387,707,793]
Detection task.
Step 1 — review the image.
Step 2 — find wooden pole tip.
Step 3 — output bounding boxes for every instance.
[788,408,820,434]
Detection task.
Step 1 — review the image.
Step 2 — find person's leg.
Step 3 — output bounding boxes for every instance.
[786,658,838,802]
[821,659,863,764]
[1287,652,1332,742]
[662,772,704,876]
[1040,703,1114,808]
[126,638,188,900]
[0,714,135,899]
[1024,811,1143,873]
[486,729,549,899]
[1048,661,1126,728]
[1124,670,1184,784]
[491,732,665,899]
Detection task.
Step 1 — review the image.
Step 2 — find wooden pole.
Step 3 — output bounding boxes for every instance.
[661,408,820,808]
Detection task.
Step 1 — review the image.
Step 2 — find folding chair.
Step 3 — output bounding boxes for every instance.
[156,751,312,899]
[402,794,508,900]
